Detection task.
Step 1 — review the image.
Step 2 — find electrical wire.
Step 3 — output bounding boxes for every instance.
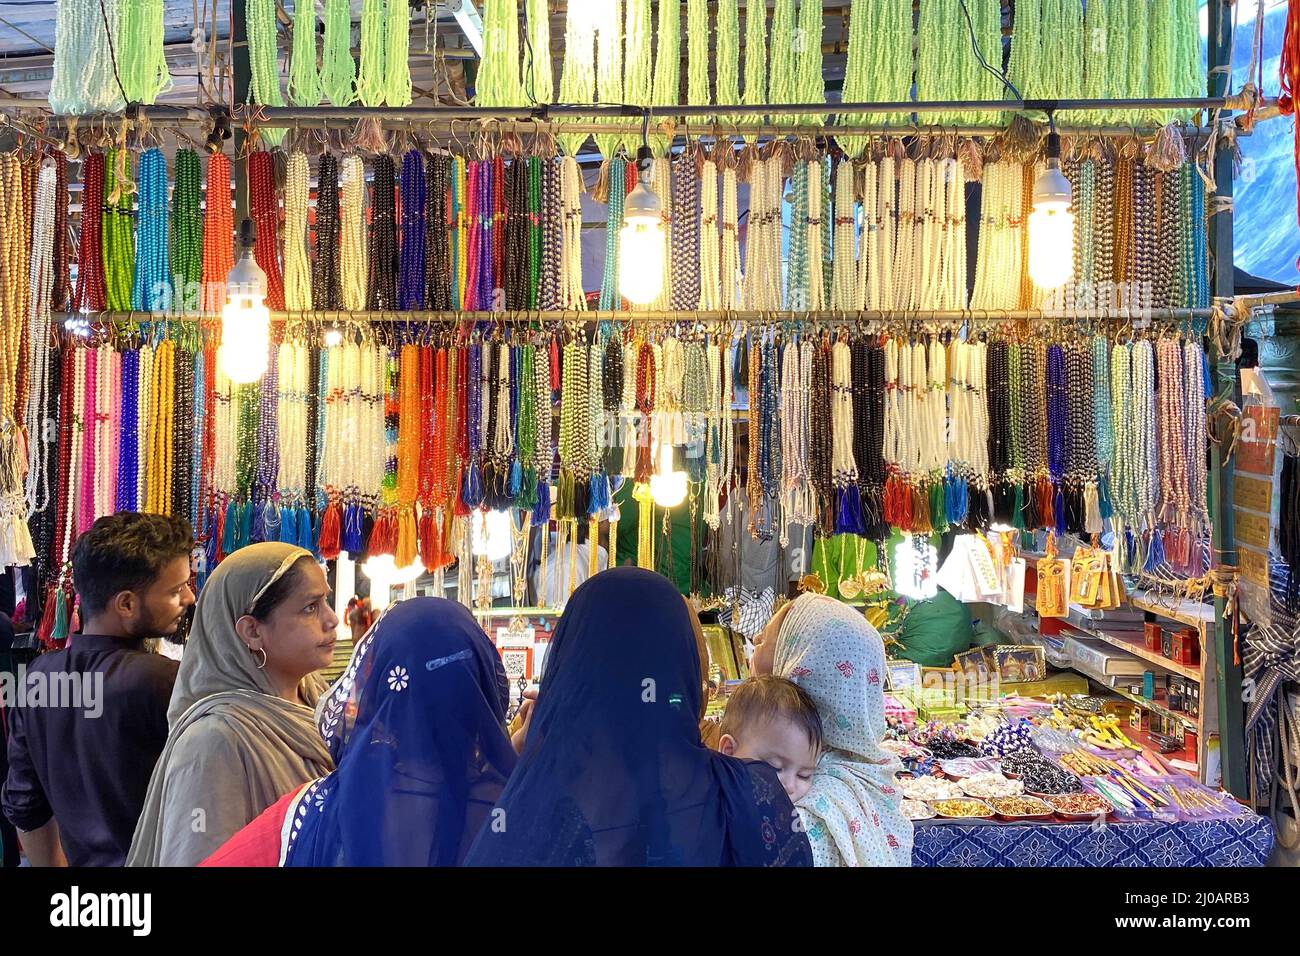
[957,0,1021,102]
[96,0,130,105]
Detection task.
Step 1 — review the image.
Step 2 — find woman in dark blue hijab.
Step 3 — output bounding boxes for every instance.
[283,597,518,866]
[465,567,812,867]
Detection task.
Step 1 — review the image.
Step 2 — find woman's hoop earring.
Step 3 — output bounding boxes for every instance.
[252,647,267,670]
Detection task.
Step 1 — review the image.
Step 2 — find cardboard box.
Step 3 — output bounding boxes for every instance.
[1171,627,1200,666]
[1066,635,1150,677]
[1144,621,1163,653]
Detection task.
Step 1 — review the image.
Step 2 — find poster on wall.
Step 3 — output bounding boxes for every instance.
[1234,371,1280,625]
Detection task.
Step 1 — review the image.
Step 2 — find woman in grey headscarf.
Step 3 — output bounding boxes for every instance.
[128,543,338,866]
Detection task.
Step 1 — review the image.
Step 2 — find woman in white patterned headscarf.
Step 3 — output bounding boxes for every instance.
[751,593,913,866]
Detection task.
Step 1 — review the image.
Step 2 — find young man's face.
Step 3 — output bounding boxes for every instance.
[128,555,196,637]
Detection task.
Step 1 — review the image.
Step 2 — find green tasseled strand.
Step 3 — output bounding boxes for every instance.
[287,0,321,106]
[320,0,357,104]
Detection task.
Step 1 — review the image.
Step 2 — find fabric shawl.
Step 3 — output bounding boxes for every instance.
[774,592,914,867]
[127,543,334,866]
[282,597,518,866]
[464,567,811,867]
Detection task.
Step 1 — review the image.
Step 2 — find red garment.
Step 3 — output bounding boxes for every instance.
[200,785,306,867]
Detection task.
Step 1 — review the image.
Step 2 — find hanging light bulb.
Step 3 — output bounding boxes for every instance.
[1028,119,1075,290]
[619,129,665,305]
[219,217,270,383]
[471,509,513,563]
[360,552,425,611]
[649,442,687,508]
[323,325,344,348]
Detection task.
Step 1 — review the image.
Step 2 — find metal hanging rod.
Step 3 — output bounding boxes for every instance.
[20,95,1260,128]
[240,97,1249,121]
[66,309,1216,324]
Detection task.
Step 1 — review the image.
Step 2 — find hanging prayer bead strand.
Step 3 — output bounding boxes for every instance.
[202,152,235,313]
[283,150,312,311]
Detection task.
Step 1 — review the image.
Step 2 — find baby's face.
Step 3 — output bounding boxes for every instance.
[730,716,820,803]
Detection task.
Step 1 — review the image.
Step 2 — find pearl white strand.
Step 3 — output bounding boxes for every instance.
[893,157,916,312]
[744,156,781,310]
[705,342,723,528]
[906,341,927,476]
[340,155,367,311]
[560,156,587,310]
[875,155,895,312]
[780,338,814,532]
[277,341,309,499]
[941,157,968,310]
[831,338,857,486]
[884,337,903,472]
[805,160,826,312]
[720,164,740,310]
[321,342,344,494]
[972,161,1023,311]
[24,161,56,515]
[213,367,236,496]
[916,158,942,310]
[364,343,387,496]
[698,158,721,310]
[921,337,948,477]
[1184,339,1209,532]
[831,159,857,310]
[857,158,877,311]
[660,335,685,446]
[283,152,312,311]
[620,338,639,476]
[1134,339,1158,527]
[947,341,967,478]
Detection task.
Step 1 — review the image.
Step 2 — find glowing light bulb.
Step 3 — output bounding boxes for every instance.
[1028,133,1075,290]
[323,326,344,348]
[471,509,512,563]
[1028,202,1075,289]
[649,443,687,508]
[220,219,270,383]
[619,147,665,306]
[619,219,665,305]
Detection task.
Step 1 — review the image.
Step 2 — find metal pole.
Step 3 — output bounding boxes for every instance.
[64,308,1217,323]
[1207,0,1247,799]
[222,96,1243,125]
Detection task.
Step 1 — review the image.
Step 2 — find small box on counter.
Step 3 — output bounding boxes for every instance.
[1167,674,1189,712]
[1144,620,1163,653]
[1171,627,1201,666]
[1142,671,1156,699]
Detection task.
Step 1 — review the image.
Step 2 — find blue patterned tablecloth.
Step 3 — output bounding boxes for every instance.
[912,810,1273,867]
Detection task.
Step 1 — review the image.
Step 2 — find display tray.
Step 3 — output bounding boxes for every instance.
[986,796,1055,821]
[1045,792,1113,820]
[931,798,995,819]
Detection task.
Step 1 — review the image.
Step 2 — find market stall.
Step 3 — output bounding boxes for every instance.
[0,0,1293,869]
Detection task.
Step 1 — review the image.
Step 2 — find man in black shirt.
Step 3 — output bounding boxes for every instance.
[2,513,194,866]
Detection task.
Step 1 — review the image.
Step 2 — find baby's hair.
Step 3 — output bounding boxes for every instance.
[720,675,824,752]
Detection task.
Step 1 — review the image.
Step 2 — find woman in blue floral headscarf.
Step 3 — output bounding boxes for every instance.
[204,597,517,866]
